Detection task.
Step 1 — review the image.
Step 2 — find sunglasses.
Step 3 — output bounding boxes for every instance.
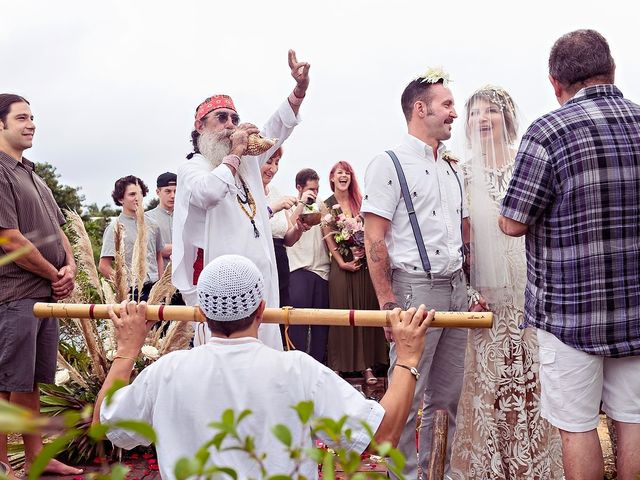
[212,111,240,126]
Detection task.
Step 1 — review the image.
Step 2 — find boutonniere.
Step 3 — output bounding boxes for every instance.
[417,66,452,87]
[442,150,460,163]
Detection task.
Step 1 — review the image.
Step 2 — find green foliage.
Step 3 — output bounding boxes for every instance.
[33,162,120,263]
[78,203,121,264]
[0,400,49,434]
[34,162,85,213]
[2,398,407,479]
[146,197,160,211]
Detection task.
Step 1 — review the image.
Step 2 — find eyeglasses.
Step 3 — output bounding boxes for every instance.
[212,111,240,126]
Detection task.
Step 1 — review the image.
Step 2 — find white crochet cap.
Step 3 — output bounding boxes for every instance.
[197,255,266,321]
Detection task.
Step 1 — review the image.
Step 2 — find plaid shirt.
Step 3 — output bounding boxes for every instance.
[501,85,640,357]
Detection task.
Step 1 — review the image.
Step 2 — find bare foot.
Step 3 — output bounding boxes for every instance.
[36,458,84,476]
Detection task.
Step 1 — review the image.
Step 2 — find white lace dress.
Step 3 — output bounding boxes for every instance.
[449,164,563,480]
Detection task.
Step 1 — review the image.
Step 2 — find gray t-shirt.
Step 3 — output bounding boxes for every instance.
[145,206,172,262]
[101,213,163,283]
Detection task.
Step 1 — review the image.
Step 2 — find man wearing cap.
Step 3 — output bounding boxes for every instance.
[96,254,433,480]
[172,50,310,349]
[145,172,176,266]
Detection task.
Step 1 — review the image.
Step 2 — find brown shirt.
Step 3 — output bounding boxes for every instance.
[0,151,67,303]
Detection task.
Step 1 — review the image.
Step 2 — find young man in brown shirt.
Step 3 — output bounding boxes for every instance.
[0,94,82,476]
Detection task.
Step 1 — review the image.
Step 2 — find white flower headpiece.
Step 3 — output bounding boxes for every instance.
[473,85,515,115]
[417,66,452,87]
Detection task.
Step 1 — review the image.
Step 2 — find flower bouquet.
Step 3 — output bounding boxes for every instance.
[321,205,366,262]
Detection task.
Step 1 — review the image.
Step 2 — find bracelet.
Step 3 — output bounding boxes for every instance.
[288,91,304,106]
[396,364,420,380]
[113,355,137,362]
[267,206,274,218]
[222,154,241,171]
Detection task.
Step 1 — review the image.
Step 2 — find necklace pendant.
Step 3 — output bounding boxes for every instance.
[252,220,260,238]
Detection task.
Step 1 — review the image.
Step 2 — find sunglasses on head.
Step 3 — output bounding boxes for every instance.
[212,111,240,126]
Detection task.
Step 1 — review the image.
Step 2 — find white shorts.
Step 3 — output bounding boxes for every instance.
[537,328,640,432]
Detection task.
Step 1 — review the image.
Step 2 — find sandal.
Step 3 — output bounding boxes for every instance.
[363,368,378,385]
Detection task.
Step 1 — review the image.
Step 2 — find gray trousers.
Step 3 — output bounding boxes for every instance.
[388,269,467,480]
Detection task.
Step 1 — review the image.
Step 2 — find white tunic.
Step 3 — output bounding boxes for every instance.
[172,99,300,348]
[361,133,468,275]
[101,337,385,480]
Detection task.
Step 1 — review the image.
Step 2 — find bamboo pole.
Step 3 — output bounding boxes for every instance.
[33,302,492,329]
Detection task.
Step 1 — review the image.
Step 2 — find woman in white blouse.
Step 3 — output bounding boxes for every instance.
[261,147,307,307]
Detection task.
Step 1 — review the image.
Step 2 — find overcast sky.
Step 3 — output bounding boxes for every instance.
[3,0,638,208]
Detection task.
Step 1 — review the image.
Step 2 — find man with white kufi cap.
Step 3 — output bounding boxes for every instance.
[95,254,435,480]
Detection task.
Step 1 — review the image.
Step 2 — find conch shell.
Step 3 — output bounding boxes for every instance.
[246,134,278,156]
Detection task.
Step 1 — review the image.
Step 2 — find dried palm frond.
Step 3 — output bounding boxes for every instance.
[62,291,107,381]
[159,321,194,355]
[101,278,116,305]
[64,209,103,301]
[113,221,129,302]
[76,318,106,382]
[100,278,118,352]
[147,261,175,306]
[56,351,90,390]
[130,189,147,300]
[145,261,177,346]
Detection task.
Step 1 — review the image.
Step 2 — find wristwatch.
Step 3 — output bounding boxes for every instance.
[396,364,420,380]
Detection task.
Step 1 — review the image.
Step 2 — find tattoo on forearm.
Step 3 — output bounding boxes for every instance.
[368,239,386,263]
[367,238,393,285]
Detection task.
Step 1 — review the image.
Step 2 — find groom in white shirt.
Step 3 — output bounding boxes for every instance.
[362,68,469,479]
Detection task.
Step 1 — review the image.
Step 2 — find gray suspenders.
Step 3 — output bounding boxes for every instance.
[385,150,464,276]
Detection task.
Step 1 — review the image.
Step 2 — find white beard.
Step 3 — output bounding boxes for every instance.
[198,130,252,180]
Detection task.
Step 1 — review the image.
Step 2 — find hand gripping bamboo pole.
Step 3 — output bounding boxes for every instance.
[33,302,492,329]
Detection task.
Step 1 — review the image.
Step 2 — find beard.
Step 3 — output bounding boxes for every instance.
[198,130,232,168]
[198,130,252,180]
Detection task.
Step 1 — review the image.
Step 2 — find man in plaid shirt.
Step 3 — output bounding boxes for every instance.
[499,30,640,480]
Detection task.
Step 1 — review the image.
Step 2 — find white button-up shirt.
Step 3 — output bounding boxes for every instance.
[102,337,384,480]
[361,133,467,275]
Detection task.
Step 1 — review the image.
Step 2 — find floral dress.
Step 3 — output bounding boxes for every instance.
[449,164,563,480]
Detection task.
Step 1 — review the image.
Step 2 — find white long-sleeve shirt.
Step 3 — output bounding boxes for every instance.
[172,99,301,348]
[102,337,384,480]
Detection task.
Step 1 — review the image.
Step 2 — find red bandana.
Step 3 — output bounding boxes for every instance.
[195,95,236,123]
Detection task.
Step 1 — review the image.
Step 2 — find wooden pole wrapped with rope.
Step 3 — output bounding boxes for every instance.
[33,302,492,329]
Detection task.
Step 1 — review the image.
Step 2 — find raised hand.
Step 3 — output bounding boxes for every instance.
[299,189,317,205]
[288,49,310,96]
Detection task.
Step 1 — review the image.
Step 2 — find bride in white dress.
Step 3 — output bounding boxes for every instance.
[449,86,563,479]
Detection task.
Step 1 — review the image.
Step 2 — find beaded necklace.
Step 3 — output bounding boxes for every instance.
[236,176,260,238]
